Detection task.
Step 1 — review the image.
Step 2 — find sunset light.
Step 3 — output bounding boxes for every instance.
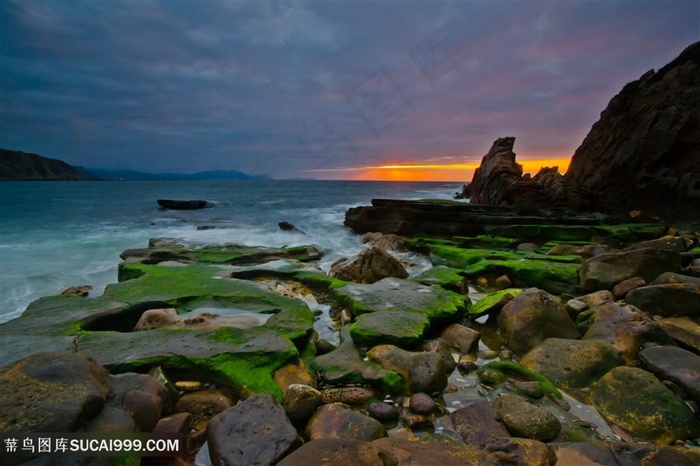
[308,158,572,182]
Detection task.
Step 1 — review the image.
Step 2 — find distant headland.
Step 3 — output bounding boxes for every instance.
[0,148,271,181]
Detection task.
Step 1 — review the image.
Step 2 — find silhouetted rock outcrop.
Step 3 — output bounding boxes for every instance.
[565,42,700,221]
[469,137,583,213]
[0,148,97,181]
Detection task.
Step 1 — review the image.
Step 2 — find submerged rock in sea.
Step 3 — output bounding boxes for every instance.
[157,199,214,210]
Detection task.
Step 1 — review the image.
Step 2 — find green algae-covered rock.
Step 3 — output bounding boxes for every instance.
[521,338,624,390]
[367,344,449,394]
[350,311,429,348]
[592,366,700,444]
[468,288,523,317]
[309,327,403,393]
[464,258,580,295]
[107,263,314,341]
[334,278,465,321]
[412,266,468,294]
[77,326,297,401]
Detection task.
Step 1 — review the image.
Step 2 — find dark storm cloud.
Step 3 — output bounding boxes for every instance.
[1,0,698,178]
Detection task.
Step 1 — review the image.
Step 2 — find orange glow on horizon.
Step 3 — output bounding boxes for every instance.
[342,157,571,182]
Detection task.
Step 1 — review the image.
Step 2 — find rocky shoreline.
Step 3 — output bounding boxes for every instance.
[2,39,699,466]
[1,207,700,465]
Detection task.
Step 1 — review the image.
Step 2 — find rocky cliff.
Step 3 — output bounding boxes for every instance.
[469,137,584,213]
[565,42,700,220]
[0,148,96,181]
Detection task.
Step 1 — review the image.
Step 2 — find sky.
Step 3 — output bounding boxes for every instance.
[1,1,698,181]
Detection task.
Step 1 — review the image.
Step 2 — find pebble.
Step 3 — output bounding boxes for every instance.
[409,393,436,414]
[367,401,399,422]
[175,380,207,392]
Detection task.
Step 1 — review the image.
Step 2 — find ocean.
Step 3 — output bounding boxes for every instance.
[0,180,463,323]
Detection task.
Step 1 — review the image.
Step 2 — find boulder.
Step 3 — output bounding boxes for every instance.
[639,345,700,404]
[371,437,500,466]
[550,442,700,466]
[305,403,385,441]
[174,389,236,422]
[109,372,169,432]
[278,221,304,234]
[367,344,449,394]
[0,352,110,435]
[579,248,682,291]
[60,285,93,297]
[283,384,322,425]
[565,42,700,221]
[350,310,429,348]
[309,327,403,393]
[626,283,700,317]
[658,317,700,353]
[274,360,316,394]
[362,232,408,251]
[367,402,399,422]
[409,393,436,415]
[157,199,214,210]
[277,439,386,466]
[497,288,580,356]
[612,276,647,298]
[521,338,624,389]
[494,394,561,442]
[485,437,556,466]
[581,302,675,362]
[329,247,408,284]
[591,366,700,444]
[83,405,139,434]
[439,399,510,447]
[439,324,480,354]
[207,393,300,466]
[626,236,689,252]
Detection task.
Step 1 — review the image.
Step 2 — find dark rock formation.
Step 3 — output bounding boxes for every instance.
[279,221,305,234]
[157,199,215,210]
[0,148,97,181]
[329,247,408,284]
[468,137,583,212]
[565,42,700,221]
[207,393,301,466]
[0,352,111,435]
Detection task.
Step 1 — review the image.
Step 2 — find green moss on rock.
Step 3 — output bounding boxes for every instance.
[469,289,523,317]
[350,311,430,348]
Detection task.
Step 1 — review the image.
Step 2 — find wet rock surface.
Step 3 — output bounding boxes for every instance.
[329,247,408,284]
[592,366,700,444]
[305,403,385,441]
[0,352,111,435]
[207,393,300,466]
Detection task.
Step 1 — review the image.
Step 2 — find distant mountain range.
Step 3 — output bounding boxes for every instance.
[0,148,271,181]
[85,168,271,181]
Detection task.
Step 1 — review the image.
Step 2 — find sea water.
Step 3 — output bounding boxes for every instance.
[0,180,462,323]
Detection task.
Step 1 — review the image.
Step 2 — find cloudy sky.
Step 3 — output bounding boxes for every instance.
[1,0,698,180]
